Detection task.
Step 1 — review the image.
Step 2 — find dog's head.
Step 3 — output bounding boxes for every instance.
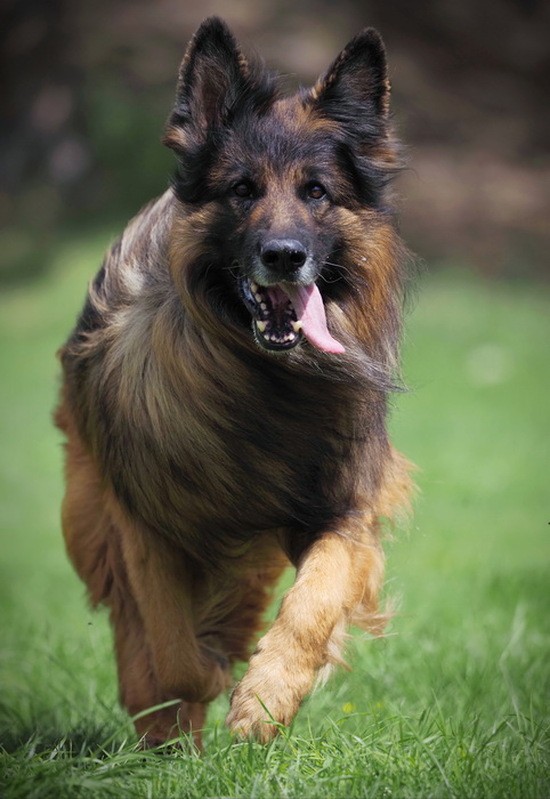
[164,18,402,358]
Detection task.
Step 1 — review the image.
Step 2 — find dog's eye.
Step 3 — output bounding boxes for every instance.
[306,182,327,201]
[233,181,255,199]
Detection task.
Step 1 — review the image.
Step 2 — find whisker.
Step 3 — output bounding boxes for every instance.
[324,260,353,276]
[317,272,342,285]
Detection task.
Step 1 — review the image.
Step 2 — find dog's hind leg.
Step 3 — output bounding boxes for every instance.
[226,518,384,742]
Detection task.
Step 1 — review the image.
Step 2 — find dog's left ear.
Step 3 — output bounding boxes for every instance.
[310,28,390,121]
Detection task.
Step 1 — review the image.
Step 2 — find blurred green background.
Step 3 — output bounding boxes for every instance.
[1,0,549,283]
[0,1,549,795]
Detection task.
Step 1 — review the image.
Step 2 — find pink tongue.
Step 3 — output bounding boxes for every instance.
[283,284,345,354]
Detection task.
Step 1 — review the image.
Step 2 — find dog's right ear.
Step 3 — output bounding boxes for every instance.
[164,17,250,152]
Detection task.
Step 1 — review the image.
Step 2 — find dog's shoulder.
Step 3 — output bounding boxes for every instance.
[117,190,175,266]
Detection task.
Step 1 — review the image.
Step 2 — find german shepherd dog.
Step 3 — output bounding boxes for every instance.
[55,17,412,747]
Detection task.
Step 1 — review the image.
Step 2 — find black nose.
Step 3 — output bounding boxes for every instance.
[260,239,307,273]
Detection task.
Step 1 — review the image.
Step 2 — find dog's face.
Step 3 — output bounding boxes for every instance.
[164,18,399,355]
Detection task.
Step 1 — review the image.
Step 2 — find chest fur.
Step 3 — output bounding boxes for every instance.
[94,334,384,547]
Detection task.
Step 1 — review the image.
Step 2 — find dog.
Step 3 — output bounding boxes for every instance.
[55,17,412,748]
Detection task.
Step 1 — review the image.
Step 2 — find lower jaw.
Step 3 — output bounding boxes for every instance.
[252,319,302,351]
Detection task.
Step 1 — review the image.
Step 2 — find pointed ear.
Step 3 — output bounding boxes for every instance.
[164,17,250,151]
[310,28,390,121]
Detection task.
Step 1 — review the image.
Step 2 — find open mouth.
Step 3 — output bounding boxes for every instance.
[238,277,345,354]
[239,277,302,350]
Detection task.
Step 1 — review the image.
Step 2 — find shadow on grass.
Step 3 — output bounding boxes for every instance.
[0,699,201,761]
[0,710,127,758]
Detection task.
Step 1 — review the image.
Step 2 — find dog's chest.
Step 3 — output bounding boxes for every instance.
[113,357,367,543]
[181,380,357,530]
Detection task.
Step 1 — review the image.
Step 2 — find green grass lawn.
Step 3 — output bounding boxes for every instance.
[0,232,548,798]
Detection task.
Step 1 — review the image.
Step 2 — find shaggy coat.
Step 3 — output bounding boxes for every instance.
[56,17,412,746]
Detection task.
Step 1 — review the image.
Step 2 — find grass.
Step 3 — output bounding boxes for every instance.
[0,231,549,797]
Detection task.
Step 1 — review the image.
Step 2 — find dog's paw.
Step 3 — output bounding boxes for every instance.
[226,656,311,743]
[226,695,281,743]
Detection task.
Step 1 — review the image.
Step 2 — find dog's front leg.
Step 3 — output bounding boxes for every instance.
[226,527,384,742]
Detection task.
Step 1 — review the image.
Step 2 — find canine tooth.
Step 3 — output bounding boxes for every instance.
[250,281,259,292]
[255,293,263,302]
[291,321,303,333]
[256,320,267,333]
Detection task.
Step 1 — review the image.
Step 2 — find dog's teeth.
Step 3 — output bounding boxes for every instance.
[250,281,259,292]
[255,293,263,303]
[291,321,303,333]
[256,321,267,333]
[260,302,267,310]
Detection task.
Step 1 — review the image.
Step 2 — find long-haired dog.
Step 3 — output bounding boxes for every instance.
[56,17,412,747]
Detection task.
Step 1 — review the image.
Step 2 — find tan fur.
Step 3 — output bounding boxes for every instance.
[227,523,387,741]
